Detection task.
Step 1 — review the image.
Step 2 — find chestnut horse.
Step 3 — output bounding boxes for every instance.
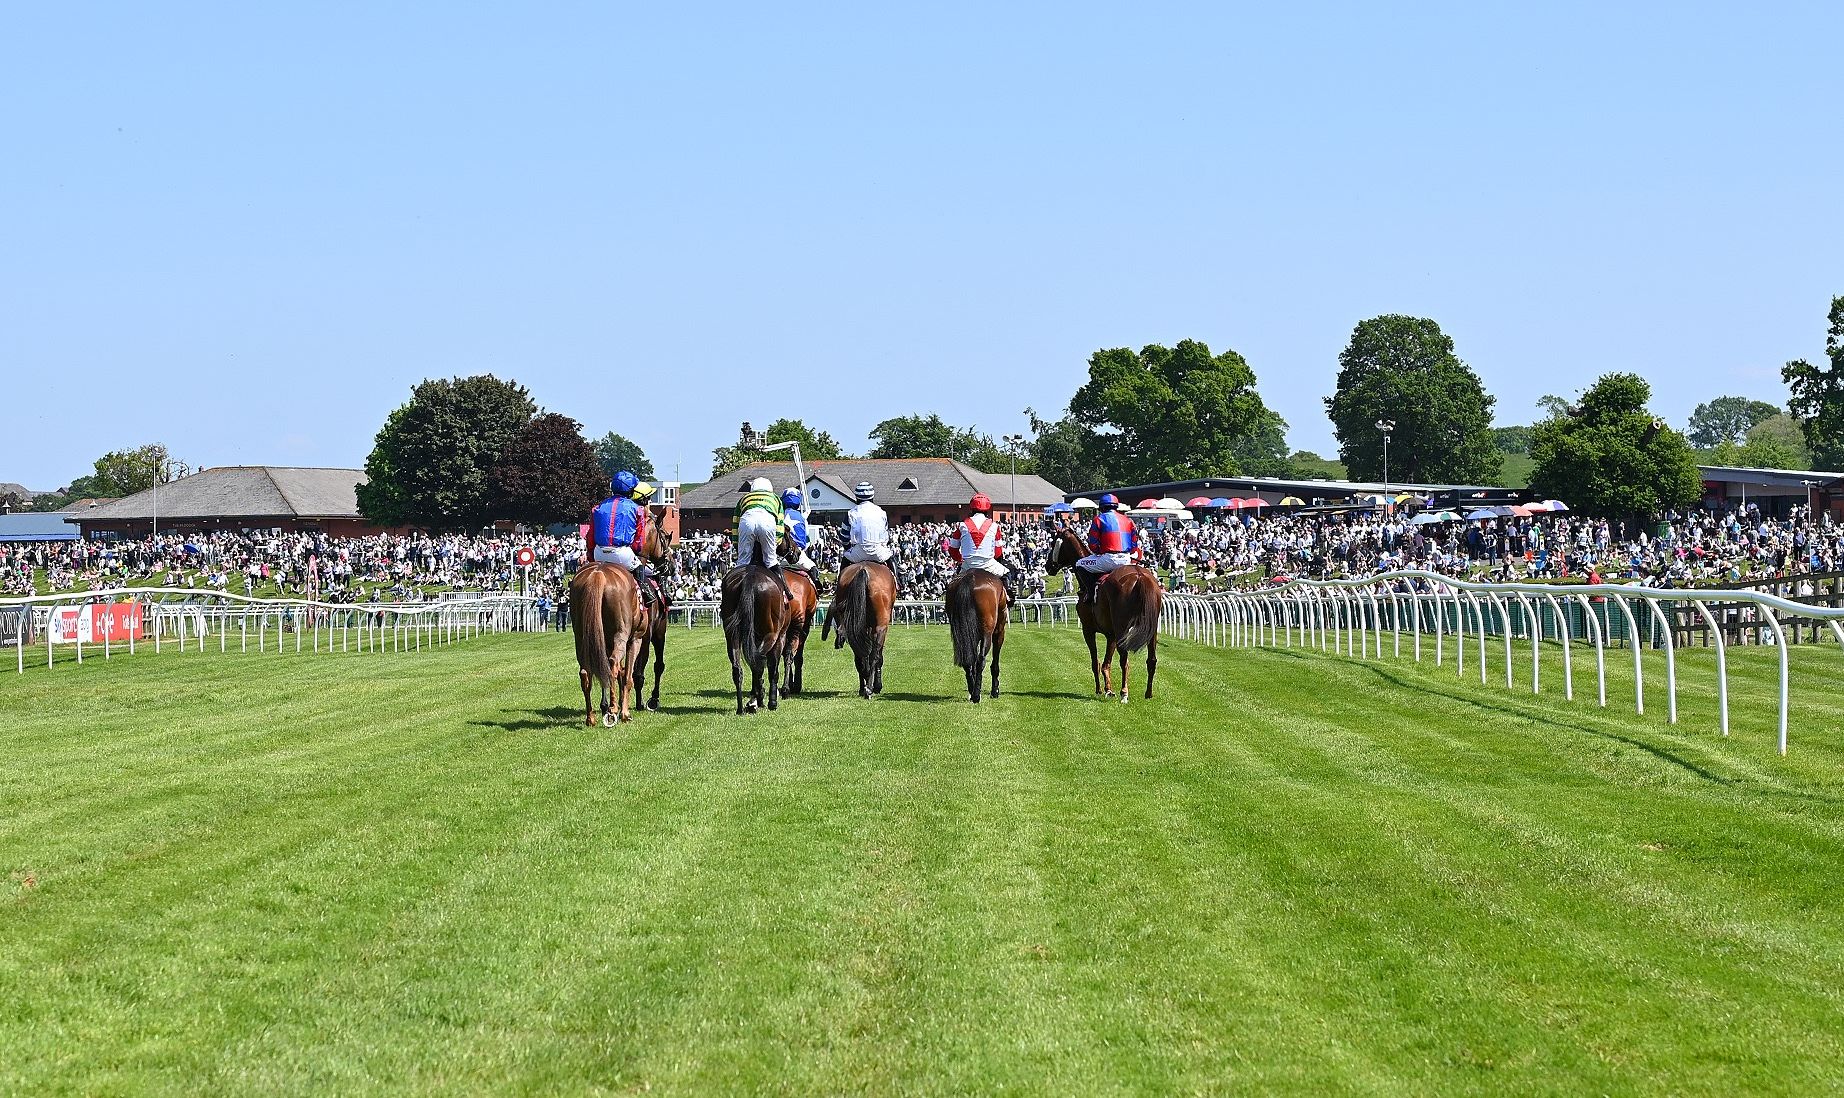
[779,567,817,698]
[822,560,896,699]
[631,511,678,711]
[1045,525,1162,702]
[569,563,646,726]
[945,569,1006,702]
[721,564,791,714]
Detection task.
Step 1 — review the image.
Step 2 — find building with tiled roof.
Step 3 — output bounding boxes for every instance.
[69,467,392,537]
[676,458,1065,533]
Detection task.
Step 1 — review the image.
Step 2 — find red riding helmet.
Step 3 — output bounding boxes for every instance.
[969,493,992,512]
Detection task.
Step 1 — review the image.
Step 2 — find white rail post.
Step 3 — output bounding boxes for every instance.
[1764,605,1790,755]
[1691,600,1729,737]
[1644,598,1677,725]
[1542,591,1573,701]
[1574,592,1607,707]
[1515,593,1540,694]
[1488,592,1513,689]
[1609,592,1643,716]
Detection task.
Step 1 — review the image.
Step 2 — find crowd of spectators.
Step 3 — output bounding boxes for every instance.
[6,502,1842,606]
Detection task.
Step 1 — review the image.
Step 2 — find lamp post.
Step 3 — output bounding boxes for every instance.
[1376,420,1395,515]
[1003,433,1026,521]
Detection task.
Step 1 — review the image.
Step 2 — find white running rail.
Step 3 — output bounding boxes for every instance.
[3,588,541,674]
[1159,570,1844,755]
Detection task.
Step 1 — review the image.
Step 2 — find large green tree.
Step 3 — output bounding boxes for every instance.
[1782,296,1844,469]
[1325,316,1499,484]
[1686,396,1782,449]
[1068,339,1284,483]
[492,413,606,526]
[32,445,183,510]
[867,413,1017,473]
[592,431,655,481]
[1528,373,1703,520]
[1024,409,1109,492]
[358,375,537,530]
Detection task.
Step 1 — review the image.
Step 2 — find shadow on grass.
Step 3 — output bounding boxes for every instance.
[471,705,581,732]
[1005,689,1097,700]
[1266,647,1737,786]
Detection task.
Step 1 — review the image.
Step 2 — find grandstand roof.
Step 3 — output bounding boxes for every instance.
[76,467,366,522]
[677,457,1065,511]
[0,512,80,542]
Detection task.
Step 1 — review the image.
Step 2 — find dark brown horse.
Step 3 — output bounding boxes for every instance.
[1045,525,1162,702]
[721,565,791,714]
[945,569,1007,702]
[569,563,646,726]
[822,560,896,699]
[631,509,678,711]
[780,567,817,698]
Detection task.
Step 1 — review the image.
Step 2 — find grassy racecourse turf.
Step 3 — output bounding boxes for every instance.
[5,625,1844,1094]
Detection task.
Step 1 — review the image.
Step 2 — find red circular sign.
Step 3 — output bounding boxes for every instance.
[515,547,535,567]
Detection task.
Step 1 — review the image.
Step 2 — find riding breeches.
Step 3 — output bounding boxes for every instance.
[958,559,1009,577]
[1075,552,1134,574]
[843,544,894,565]
[594,545,640,570]
[736,510,780,569]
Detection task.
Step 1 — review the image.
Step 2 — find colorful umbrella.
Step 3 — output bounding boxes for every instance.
[1209,497,1233,508]
[1466,508,1499,521]
[1043,502,1075,514]
[1137,498,1160,509]
[1543,500,1570,512]
[1186,496,1214,508]
[1277,496,1306,507]
[1239,498,1269,509]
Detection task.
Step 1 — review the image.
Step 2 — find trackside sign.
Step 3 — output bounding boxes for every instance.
[48,603,145,644]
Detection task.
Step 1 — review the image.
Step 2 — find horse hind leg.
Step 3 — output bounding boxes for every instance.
[580,667,595,728]
[648,634,665,711]
[1117,647,1131,704]
[990,626,1003,698]
[1144,635,1157,700]
[729,636,746,715]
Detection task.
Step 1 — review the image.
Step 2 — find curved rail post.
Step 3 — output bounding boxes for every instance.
[1542,591,1573,700]
[1690,599,1729,737]
[1644,597,1678,724]
[1574,592,1607,707]
[1609,591,1644,716]
[1515,592,1541,693]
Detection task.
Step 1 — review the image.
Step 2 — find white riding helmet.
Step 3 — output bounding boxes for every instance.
[748,476,773,493]
[854,481,875,501]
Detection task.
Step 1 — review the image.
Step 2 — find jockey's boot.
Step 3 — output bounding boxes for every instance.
[768,565,794,601]
[636,565,662,609]
[1076,568,1097,609]
[884,560,902,596]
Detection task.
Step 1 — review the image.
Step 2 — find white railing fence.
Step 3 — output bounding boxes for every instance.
[1160,570,1844,755]
[660,598,1078,629]
[3,588,540,673]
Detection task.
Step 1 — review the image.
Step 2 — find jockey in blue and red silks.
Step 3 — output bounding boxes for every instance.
[1075,493,1140,608]
[588,470,661,605]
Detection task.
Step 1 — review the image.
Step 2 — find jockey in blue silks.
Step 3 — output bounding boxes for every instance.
[781,488,818,581]
[589,470,661,604]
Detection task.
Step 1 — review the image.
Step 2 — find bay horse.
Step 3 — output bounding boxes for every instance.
[1045,524,1162,702]
[631,509,678,711]
[821,560,895,699]
[568,563,646,726]
[721,565,790,714]
[945,569,1006,702]
[780,567,817,698]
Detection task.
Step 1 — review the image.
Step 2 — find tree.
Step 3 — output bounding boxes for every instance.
[1535,394,1572,420]
[358,375,537,530]
[1686,396,1782,448]
[1325,316,1500,484]
[1783,296,1844,469]
[1069,339,1285,483]
[1732,414,1810,469]
[710,418,849,479]
[868,414,959,459]
[1024,408,1110,491]
[1528,373,1702,520]
[492,413,606,526]
[1491,425,1533,455]
[1288,451,1348,480]
[592,432,655,481]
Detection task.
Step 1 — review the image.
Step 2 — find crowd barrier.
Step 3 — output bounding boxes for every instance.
[2,588,541,673]
[1161,570,1844,754]
[661,598,1077,628]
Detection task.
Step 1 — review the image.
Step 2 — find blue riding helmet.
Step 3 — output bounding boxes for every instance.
[1097,492,1119,508]
[611,470,639,497]
[781,487,804,508]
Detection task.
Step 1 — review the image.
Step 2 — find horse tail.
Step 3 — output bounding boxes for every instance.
[573,573,613,693]
[724,571,759,664]
[832,566,868,647]
[947,577,982,670]
[1114,577,1161,654]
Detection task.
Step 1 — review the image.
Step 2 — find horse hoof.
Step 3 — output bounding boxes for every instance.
[646,700,659,712]
[1119,692,1129,704]
[744,700,758,714]
[602,712,617,728]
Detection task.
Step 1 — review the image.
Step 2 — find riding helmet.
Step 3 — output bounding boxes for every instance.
[780,488,803,508]
[1097,492,1118,508]
[748,476,773,493]
[969,493,992,512]
[612,470,639,496]
[854,482,875,501]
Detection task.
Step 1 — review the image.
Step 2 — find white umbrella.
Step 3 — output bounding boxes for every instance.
[1156,497,1184,510]
[1069,497,1097,510]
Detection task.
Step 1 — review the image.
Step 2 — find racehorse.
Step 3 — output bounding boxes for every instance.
[1045,524,1162,702]
[568,563,646,726]
[779,566,817,698]
[821,560,896,699]
[721,565,791,714]
[945,569,1006,702]
[631,510,678,711]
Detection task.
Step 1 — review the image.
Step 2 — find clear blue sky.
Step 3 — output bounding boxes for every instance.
[4,2,1840,490]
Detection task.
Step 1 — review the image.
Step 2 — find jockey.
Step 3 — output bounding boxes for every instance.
[842,481,899,592]
[589,471,652,600]
[630,481,664,606]
[781,488,818,581]
[945,493,1011,593]
[733,475,793,599]
[1075,493,1140,607]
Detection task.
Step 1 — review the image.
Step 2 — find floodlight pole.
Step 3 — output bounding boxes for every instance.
[1004,433,1026,521]
[1376,419,1395,515]
[755,439,808,519]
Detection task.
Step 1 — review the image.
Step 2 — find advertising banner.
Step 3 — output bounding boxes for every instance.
[47,603,145,644]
